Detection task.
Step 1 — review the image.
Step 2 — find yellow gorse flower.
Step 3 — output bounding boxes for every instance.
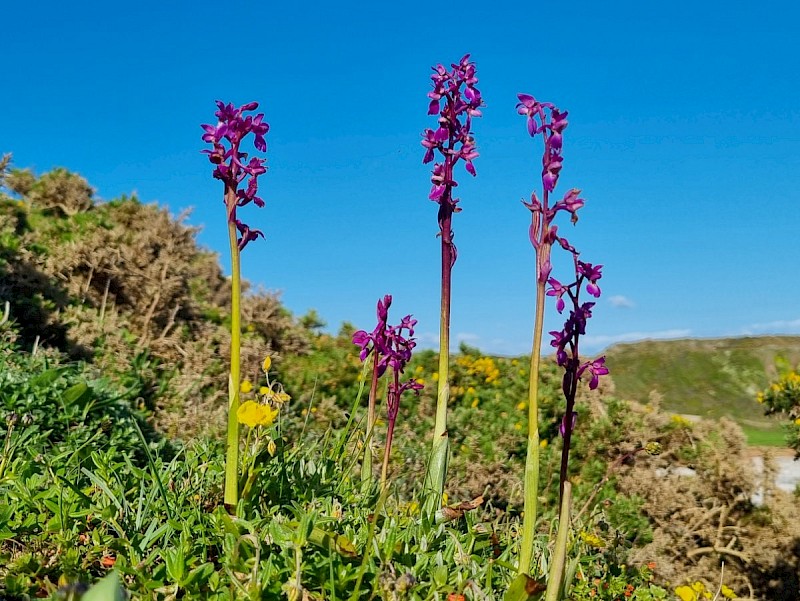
[237,400,278,428]
[579,531,604,548]
[674,586,696,601]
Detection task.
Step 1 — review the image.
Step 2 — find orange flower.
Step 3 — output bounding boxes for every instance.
[100,555,116,568]
[447,595,465,601]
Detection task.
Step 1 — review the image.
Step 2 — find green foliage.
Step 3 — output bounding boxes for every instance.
[0,325,669,600]
[757,364,800,453]
[607,336,800,424]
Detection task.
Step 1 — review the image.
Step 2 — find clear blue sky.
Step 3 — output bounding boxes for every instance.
[4,1,800,356]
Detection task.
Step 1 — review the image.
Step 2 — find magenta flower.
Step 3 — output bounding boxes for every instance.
[422,54,483,212]
[201,100,269,251]
[354,295,421,486]
[559,411,578,437]
[578,357,609,390]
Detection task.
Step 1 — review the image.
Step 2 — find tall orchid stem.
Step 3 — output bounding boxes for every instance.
[559,368,578,505]
[380,418,396,491]
[544,481,572,601]
[224,190,242,512]
[518,276,546,575]
[361,353,381,483]
[427,204,454,509]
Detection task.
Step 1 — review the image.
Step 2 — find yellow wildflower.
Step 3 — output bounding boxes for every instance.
[237,400,278,428]
[262,356,272,372]
[240,380,253,394]
[795,418,800,426]
[442,492,449,506]
[259,386,270,395]
[720,585,736,599]
[671,414,692,428]
[691,582,705,593]
[417,378,425,386]
[471,398,479,408]
[414,365,424,374]
[267,439,277,456]
[516,401,526,411]
[467,386,475,394]
[579,531,604,548]
[433,372,439,381]
[540,439,548,448]
[277,392,291,404]
[674,586,696,601]
[514,422,522,431]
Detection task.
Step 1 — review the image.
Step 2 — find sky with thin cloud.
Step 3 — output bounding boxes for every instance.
[4,0,800,355]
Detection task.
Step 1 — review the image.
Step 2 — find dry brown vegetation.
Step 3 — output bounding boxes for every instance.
[0,161,311,437]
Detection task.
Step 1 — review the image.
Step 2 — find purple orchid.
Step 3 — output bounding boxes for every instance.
[519,93,609,506]
[201,100,269,251]
[424,55,484,503]
[353,295,421,486]
[559,411,578,437]
[422,54,483,235]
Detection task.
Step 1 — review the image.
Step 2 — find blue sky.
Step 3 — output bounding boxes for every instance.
[4,0,800,356]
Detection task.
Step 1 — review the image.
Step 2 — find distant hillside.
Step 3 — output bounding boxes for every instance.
[605,336,800,426]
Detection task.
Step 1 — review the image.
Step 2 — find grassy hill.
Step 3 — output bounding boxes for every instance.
[605,335,800,443]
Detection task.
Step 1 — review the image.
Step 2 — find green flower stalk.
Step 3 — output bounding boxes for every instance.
[515,92,567,575]
[202,100,269,510]
[515,93,609,579]
[421,54,483,506]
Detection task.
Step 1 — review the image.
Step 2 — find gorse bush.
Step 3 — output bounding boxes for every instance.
[0,160,313,440]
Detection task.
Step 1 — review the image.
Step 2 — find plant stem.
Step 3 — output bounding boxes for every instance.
[379,418,395,491]
[427,206,453,508]
[518,277,546,575]
[361,352,380,483]
[559,369,578,505]
[544,481,572,601]
[224,193,242,512]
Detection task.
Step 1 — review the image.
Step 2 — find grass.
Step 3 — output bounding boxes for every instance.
[606,336,800,425]
[740,424,788,447]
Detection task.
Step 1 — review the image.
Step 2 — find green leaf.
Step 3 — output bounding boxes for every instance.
[81,467,123,512]
[82,571,126,601]
[307,526,358,559]
[183,562,215,587]
[63,382,91,407]
[503,574,547,601]
[432,564,448,587]
[29,367,65,388]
